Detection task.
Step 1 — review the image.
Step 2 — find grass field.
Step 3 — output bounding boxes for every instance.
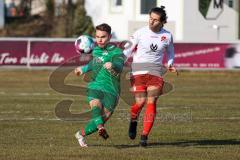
[0,69,240,160]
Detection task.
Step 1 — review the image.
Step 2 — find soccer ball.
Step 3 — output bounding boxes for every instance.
[75,35,94,54]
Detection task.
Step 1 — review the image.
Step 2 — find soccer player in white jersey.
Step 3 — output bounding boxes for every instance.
[123,6,177,147]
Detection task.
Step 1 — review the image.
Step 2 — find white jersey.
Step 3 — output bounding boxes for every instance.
[123,26,174,77]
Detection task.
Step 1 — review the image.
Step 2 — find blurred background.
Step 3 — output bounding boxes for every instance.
[0,0,239,41]
[0,1,240,159]
[0,0,240,69]
[0,0,94,37]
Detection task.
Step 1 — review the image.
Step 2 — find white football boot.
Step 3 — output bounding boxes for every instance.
[75,131,88,147]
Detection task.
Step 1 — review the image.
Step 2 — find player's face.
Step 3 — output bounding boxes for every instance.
[95,30,111,48]
[149,12,163,32]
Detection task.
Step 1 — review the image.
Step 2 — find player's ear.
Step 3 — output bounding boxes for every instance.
[109,34,112,39]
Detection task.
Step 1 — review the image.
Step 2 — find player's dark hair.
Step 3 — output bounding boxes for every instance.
[96,23,112,35]
[149,6,167,24]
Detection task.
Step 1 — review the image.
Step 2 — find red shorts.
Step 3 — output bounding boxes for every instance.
[130,74,164,93]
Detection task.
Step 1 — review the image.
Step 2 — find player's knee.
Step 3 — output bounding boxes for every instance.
[147,97,157,104]
[103,110,112,122]
[89,99,102,108]
[135,98,146,106]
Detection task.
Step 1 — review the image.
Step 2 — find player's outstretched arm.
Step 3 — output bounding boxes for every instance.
[74,60,93,76]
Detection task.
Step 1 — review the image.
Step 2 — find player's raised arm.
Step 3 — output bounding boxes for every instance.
[103,50,124,77]
[123,31,139,60]
[111,52,124,72]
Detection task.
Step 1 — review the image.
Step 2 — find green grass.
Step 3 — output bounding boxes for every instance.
[0,70,240,160]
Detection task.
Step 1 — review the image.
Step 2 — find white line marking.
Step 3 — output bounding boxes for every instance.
[0,118,60,121]
[0,111,52,114]
[0,117,239,121]
[0,92,50,96]
[18,93,50,96]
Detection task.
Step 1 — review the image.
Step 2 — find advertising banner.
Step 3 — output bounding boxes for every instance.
[174,43,240,69]
[0,41,28,66]
[1,40,240,69]
[30,41,76,66]
[174,43,228,68]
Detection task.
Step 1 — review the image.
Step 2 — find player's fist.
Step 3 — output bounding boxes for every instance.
[168,66,176,72]
[74,67,83,76]
[104,62,112,70]
[168,66,179,76]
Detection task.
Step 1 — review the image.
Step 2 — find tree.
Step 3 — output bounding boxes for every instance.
[73,0,94,37]
[45,0,55,19]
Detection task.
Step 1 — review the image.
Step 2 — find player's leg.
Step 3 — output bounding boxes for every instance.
[89,98,110,139]
[75,89,104,147]
[75,98,103,147]
[98,108,112,140]
[98,92,119,139]
[140,75,164,147]
[129,75,147,139]
[129,93,146,139]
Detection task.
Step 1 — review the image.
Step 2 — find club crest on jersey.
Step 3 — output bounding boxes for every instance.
[150,44,158,52]
[161,36,167,41]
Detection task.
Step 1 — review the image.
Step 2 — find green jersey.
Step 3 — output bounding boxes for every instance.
[82,44,124,96]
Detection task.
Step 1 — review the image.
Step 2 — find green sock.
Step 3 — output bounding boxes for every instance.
[92,106,104,127]
[82,106,104,136]
[83,119,97,136]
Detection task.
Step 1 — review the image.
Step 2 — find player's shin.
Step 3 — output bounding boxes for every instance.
[142,103,156,136]
[128,103,144,139]
[131,103,143,120]
[92,106,104,127]
[82,120,98,136]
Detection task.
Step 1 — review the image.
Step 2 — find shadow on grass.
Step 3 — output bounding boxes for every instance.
[110,139,240,149]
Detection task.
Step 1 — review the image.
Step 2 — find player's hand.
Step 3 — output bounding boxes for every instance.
[168,66,179,76]
[104,62,112,70]
[74,67,83,76]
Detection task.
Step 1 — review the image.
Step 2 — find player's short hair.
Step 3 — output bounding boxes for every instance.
[149,6,167,24]
[96,23,112,35]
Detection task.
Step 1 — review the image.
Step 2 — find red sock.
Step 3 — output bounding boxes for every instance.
[81,128,85,137]
[142,103,156,136]
[131,103,143,120]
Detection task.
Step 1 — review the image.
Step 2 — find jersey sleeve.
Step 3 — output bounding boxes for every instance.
[123,30,140,59]
[112,51,124,73]
[166,35,175,67]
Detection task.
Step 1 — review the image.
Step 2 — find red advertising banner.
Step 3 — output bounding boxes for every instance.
[0,41,28,66]
[174,43,229,69]
[1,39,240,69]
[30,41,77,66]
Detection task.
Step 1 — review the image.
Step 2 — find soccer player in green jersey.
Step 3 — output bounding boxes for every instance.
[74,23,124,147]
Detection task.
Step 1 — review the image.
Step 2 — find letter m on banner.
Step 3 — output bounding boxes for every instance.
[199,0,224,20]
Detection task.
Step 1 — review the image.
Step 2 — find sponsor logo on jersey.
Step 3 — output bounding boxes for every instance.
[150,36,159,38]
[103,51,108,55]
[94,57,104,63]
[150,44,158,52]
